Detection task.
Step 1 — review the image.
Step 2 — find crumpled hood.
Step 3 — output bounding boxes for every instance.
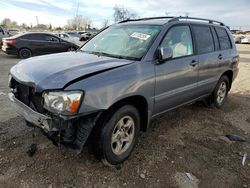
[10,52,133,92]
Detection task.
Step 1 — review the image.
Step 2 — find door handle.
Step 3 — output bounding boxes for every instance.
[218,54,223,60]
[190,60,198,67]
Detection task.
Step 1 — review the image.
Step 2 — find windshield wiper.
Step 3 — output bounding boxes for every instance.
[82,51,140,61]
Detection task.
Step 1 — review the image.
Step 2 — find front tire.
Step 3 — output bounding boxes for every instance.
[96,105,140,166]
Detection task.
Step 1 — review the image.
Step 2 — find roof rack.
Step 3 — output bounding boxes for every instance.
[168,16,225,26]
[118,16,176,23]
[119,16,225,26]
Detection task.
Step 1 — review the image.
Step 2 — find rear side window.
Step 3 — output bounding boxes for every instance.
[211,28,220,51]
[29,34,45,41]
[192,25,214,54]
[215,28,232,50]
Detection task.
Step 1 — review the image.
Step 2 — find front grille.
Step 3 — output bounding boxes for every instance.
[11,78,44,113]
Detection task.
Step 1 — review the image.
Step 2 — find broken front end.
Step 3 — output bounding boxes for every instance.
[8,78,100,153]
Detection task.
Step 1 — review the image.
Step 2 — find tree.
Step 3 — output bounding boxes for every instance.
[1,18,18,28]
[49,23,52,30]
[101,19,109,28]
[113,5,138,22]
[66,15,92,30]
[33,24,48,30]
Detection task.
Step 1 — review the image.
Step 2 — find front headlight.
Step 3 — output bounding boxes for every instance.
[43,91,83,115]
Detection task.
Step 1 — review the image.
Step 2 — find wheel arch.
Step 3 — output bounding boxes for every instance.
[220,70,233,91]
[18,47,32,56]
[96,95,149,132]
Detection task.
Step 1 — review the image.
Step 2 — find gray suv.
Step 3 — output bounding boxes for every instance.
[8,17,239,165]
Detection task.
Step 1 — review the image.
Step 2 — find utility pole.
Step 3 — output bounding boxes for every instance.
[75,0,79,30]
[36,16,39,25]
[76,0,79,16]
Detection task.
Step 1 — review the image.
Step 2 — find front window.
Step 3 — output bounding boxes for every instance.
[160,25,193,58]
[81,25,161,60]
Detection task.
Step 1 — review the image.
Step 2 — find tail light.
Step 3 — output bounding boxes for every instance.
[5,39,16,46]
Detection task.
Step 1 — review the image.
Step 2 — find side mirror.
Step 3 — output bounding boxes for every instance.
[158,47,173,63]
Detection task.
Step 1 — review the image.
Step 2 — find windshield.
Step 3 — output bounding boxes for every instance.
[81,25,161,60]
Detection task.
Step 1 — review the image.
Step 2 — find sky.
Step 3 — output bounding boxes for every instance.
[0,0,250,30]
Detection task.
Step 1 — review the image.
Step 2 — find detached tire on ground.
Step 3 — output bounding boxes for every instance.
[19,48,32,58]
[95,105,140,166]
[212,75,229,108]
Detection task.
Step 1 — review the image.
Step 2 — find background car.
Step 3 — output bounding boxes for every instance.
[79,32,92,41]
[66,31,81,39]
[2,32,79,58]
[241,36,250,44]
[8,29,20,36]
[233,35,244,43]
[55,32,80,45]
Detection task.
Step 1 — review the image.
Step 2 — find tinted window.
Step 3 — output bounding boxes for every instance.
[45,35,59,42]
[211,28,220,51]
[29,34,45,41]
[160,25,193,58]
[192,25,214,54]
[215,28,232,50]
[20,34,30,40]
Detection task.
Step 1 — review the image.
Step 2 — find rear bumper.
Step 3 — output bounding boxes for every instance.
[8,93,53,132]
[1,46,18,55]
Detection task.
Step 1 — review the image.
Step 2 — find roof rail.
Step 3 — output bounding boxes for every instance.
[168,16,225,26]
[118,16,176,23]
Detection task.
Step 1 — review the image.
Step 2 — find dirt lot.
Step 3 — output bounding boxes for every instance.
[0,45,250,188]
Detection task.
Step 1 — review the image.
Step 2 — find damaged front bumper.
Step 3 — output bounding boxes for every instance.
[9,92,100,153]
[8,92,53,132]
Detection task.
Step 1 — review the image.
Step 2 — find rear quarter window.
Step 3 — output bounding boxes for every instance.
[20,34,30,40]
[215,27,232,50]
[192,25,214,54]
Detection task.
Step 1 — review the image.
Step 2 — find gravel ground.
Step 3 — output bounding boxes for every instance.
[0,45,250,188]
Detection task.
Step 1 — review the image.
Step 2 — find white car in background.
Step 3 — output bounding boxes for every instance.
[241,36,250,44]
[55,33,80,45]
[233,35,244,44]
[8,29,20,36]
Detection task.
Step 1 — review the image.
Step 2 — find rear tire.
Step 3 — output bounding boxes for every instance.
[209,75,229,108]
[19,48,32,58]
[94,105,140,166]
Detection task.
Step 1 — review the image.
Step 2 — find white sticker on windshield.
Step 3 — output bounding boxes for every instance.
[130,32,151,40]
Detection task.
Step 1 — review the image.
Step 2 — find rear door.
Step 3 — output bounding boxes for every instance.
[28,34,47,55]
[192,25,233,96]
[191,25,221,95]
[154,25,199,115]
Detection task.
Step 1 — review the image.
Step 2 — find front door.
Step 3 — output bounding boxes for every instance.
[154,25,199,115]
